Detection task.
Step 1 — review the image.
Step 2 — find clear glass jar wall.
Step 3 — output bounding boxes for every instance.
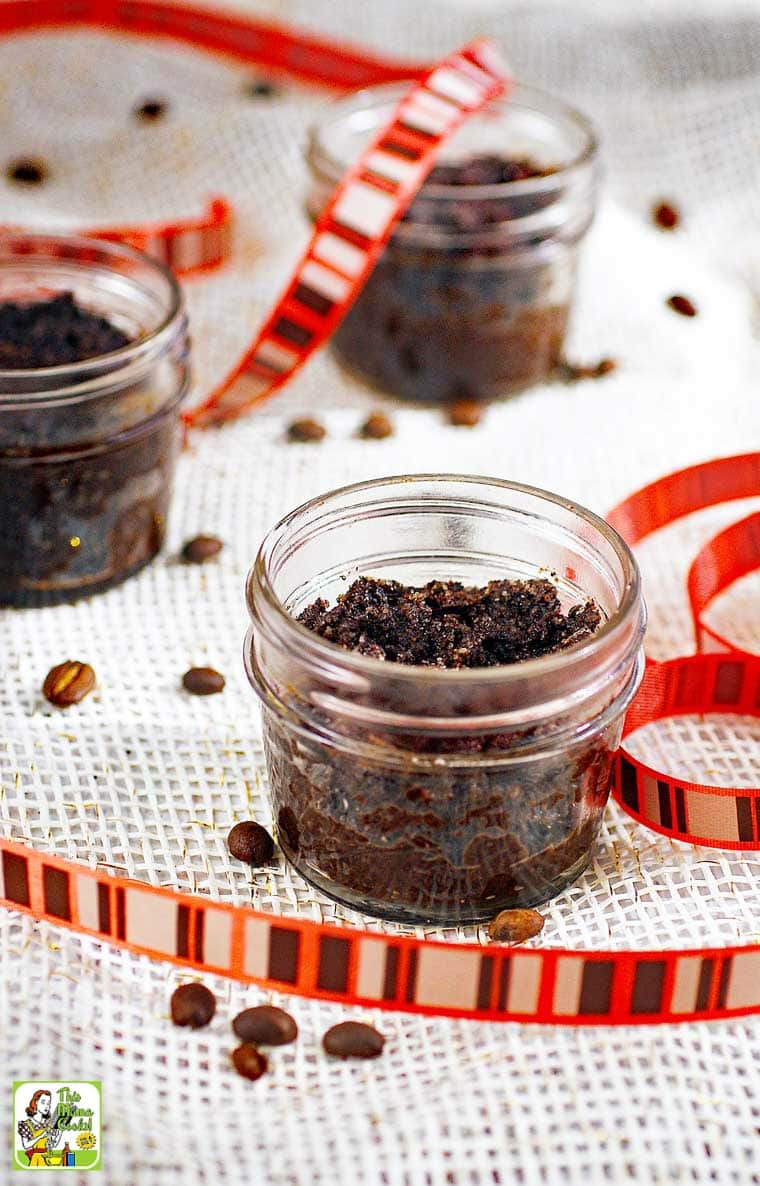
[246,476,646,925]
[307,84,600,403]
[0,234,189,606]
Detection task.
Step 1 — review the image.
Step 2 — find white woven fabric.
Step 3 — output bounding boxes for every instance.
[1,3,759,1184]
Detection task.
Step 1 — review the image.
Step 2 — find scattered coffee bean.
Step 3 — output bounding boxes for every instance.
[182,667,226,696]
[323,1021,385,1059]
[233,1005,298,1046]
[6,158,47,186]
[245,79,280,99]
[287,417,326,443]
[447,399,483,428]
[667,294,697,318]
[487,907,545,944]
[231,1042,269,1081]
[181,535,223,564]
[42,661,96,707]
[359,412,394,440]
[134,98,167,122]
[653,201,679,230]
[556,357,617,382]
[227,820,275,866]
[170,982,216,1028]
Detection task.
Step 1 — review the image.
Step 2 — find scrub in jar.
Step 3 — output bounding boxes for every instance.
[306,85,600,403]
[0,235,189,606]
[246,477,646,926]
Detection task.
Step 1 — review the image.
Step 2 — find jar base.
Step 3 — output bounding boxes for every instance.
[331,301,570,405]
[278,846,595,927]
[0,548,162,608]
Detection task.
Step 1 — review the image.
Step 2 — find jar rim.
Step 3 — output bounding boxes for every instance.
[307,80,600,199]
[249,473,643,690]
[0,231,185,404]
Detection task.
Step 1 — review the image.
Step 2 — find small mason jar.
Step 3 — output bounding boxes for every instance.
[246,476,645,925]
[306,83,600,403]
[0,233,189,606]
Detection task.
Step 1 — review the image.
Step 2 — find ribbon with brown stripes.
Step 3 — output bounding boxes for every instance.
[615,654,760,848]
[687,512,760,656]
[1,197,234,278]
[186,39,509,426]
[84,196,233,277]
[2,835,759,1025]
[609,452,760,848]
[0,0,426,90]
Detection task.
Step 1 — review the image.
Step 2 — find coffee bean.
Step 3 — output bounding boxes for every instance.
[448,399,483,428]
[42,661,96,707]
[233,1005,298,1045]
[323,1021,385,1059]
[134,98,167,122]
[231,1042,268,1081]
[359,412,394,440]
[170,982,216,1028]
[667,294,697,317]
[653,201,679,230]
[182,667,225,696]
[6,158,47,186]
[556,357,617,382]
[245,79,280,99]
[181,535,223,564]
[487,907,545,944]
[287,417,326,443]
[227,821,274,866]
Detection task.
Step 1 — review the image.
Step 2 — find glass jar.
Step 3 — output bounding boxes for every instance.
[306,83,600,403]
[0,233,189,606]
[245,476,645,925]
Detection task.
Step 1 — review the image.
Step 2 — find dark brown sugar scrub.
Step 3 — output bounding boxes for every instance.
[0,234,188,607]
[306,84,600,403]
[246,476,646,925]
[298,577,601,668]
[0,292,130,369]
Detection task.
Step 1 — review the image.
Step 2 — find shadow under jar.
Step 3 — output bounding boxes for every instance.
[306,83,600,404]
[0,234,189,606]
[246,476,646,925]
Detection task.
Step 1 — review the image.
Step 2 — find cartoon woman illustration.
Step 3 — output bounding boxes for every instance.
[17,1089,65,1167]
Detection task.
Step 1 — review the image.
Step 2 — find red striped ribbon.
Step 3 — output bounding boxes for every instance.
[86,196,233,277]
[0,0,426,88]
[615,654,760,849]
[186,40,510,426]
[2,835,759,1026]
[687,513,760,656]
[0,198,233,277]
[609,453,760,849]
[1,7,759,1026]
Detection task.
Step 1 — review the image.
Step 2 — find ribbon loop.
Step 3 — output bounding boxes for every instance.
[609,454,760,849]
[687,512,760,656]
